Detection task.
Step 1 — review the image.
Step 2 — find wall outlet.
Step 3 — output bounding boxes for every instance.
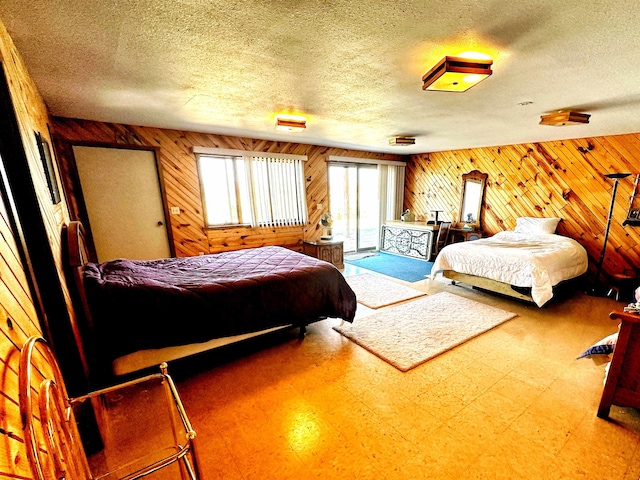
[170,206,180,215]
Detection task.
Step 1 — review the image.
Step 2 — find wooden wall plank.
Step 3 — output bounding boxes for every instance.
[207,226,305,252]
[405,135,640,281]
[0,18,82,480]
[50,118,404,256]
[48,105,640,285]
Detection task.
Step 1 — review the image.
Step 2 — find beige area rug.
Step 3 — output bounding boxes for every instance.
[345,273,426,309]
[333,291,517,371]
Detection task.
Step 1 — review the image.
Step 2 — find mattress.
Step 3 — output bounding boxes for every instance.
[83,246,357,367]
[431,231,588,306]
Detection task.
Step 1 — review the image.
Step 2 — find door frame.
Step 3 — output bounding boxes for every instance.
[355,164,379,252]
[328,162,379,252]
[57,141,175,261]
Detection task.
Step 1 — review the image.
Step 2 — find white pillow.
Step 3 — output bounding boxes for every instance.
[514,217,561,234]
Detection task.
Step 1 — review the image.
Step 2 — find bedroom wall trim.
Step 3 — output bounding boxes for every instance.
[192,146,308,161]
[327,155,407,166]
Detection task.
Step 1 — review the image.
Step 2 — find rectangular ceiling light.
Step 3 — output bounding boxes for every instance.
[539,111,590,126]
[422,56,493,92]
[275,117,306,132]
[389,136,416,146]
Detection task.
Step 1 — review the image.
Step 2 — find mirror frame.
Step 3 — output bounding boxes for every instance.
[458,170,488,230]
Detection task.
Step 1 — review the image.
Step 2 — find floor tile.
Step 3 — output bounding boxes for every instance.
[159,278,640,480]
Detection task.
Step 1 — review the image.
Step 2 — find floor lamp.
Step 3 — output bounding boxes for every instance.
[589,172,631,295]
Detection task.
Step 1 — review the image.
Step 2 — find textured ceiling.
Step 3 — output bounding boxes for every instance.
[2,0,640,154]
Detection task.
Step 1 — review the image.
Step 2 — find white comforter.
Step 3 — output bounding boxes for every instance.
[431,231,588,306]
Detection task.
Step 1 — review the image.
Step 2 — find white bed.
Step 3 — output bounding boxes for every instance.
[431,230,588,306]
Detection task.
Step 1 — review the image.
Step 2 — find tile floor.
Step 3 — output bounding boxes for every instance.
[170,269,640,479]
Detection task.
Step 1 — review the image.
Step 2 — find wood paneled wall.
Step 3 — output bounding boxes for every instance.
[0,18,77,479]
[0,193,43,479]
[404,137,640,281]
[52,117,640,282]
[50,118,404,256]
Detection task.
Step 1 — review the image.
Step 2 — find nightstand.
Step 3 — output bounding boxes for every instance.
[303,240,344,269]
[598,310,640,418]
[448,228,485,244]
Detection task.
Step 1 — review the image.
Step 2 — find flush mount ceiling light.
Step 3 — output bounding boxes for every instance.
[422,56,493,92]
[539,111,591,126]
[275,116,306,132]
[389,136,416,146]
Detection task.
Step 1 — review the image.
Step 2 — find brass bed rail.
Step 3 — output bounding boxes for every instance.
[19,336,201,480]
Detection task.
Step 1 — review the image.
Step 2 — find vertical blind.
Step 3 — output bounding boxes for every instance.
[327,155,406,220]
[327,156,405,250]
[195,148,308,228]
[377,163,406,235]
[248,156,307,227]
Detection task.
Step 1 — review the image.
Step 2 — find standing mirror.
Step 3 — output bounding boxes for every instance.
[459,170,488,229]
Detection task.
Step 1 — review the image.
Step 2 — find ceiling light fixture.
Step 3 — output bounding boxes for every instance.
[539,111,590,126]
[422,56,493,92]
[275,116,306,132]
[389,136,416,146]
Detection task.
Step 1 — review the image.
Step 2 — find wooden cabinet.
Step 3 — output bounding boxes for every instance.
[303,240,344,269]
[380,222,438,260]
[448,227,485,244]
[598,310,640,418]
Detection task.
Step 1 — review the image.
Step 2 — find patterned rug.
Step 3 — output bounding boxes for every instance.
[333,292,517,371]
[345,273,426,309]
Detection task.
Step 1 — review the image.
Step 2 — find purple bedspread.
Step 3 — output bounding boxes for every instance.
[83,246,356,363]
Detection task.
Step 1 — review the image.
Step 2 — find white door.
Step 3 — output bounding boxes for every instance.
[73,146,171,262]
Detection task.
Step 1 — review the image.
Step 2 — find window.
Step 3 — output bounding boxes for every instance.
[327,156,406,251]
[199,155,252,225]
[196,149,308,228]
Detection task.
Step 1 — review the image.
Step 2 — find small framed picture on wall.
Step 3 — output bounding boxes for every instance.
[35,131,61,204]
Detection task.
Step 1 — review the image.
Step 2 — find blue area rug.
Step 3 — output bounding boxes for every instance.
[344,252,433,283]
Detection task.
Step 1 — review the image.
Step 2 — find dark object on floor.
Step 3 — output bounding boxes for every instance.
[606,273,637,302]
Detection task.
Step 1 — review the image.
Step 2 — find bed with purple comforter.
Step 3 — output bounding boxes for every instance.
[83,245,357,368]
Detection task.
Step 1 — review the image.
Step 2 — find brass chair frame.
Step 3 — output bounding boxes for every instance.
[19,336,201,480]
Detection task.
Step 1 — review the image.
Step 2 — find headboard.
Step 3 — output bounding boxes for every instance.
[64,219,95,323]
[65,220,90,268]
[62,221,99,382]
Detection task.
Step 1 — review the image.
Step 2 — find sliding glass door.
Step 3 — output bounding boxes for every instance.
[329,164,379,252]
